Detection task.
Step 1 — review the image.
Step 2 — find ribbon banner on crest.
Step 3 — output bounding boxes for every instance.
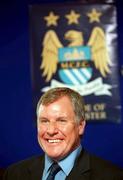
[29,0,121,122]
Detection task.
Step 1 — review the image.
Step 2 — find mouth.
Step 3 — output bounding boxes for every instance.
[47,139,63,143]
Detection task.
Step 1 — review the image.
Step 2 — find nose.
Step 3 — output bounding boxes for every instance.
[47,122,58,135]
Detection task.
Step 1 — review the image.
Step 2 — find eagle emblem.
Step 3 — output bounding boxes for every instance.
[40,27,112,84]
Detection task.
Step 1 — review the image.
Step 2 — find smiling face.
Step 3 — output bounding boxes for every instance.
[37,96,85,161]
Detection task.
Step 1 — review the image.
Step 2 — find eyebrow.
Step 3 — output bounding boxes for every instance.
[38,116,68,120]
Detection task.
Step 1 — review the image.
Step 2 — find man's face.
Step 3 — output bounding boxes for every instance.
[37,96,85,161]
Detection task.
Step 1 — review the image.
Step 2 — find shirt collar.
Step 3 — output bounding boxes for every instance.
[44,155,53,175]
[59,145,82,175]
[44,145,82,176]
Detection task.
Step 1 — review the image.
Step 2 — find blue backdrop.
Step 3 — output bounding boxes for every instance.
[0,0,123,169]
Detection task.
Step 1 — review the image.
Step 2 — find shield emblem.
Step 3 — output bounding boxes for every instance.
[58,46,92,85]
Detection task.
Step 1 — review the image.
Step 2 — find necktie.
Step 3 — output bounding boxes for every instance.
[46,162,61,180]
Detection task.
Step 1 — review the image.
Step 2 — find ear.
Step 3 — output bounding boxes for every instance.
[78,120,86,136]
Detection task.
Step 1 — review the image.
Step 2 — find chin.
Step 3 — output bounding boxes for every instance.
[46,151,63,160]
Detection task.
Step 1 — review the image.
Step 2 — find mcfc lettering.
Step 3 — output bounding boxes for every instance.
[60,60,90,69]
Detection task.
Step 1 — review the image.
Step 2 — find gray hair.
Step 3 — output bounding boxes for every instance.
[36,87,85,123]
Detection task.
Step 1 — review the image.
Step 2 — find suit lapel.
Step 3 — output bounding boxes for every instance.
[28,155,45,180]
[26,150,91,180]
[66,149,91,180]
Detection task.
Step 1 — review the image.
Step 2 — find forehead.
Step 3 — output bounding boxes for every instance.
[38,96,74,116]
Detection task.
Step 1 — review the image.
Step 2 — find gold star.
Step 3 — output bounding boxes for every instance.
[87,8,102,23]
[65,10,80,25]
[44,11,59,26]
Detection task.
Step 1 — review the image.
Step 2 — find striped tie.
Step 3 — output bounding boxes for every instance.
[46,162,61,180]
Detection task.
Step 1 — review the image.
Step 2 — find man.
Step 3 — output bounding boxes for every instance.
[3,87,123,180]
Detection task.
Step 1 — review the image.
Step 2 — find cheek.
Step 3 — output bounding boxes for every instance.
[37,125,46,137]
[69,126,81,140]
[58,124,73,135]
[60,125,76,138]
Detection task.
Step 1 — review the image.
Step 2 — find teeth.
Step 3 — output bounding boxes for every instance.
[48,139,61,143]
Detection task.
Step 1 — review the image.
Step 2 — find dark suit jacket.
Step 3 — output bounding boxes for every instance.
[2,149,123,180]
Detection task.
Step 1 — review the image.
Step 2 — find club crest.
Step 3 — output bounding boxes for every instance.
[58,46,92,85]
[41,27,111,81]
[40,27,112,96]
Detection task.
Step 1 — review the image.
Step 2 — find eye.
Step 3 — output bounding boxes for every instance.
[39,118,49,124]
[57,119,67,124]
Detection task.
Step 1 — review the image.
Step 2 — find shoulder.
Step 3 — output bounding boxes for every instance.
[3,155,44,179]
[88,150,123,179]
[78,149,123,179]
[89,152,122,171]
[8,155,44,169]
